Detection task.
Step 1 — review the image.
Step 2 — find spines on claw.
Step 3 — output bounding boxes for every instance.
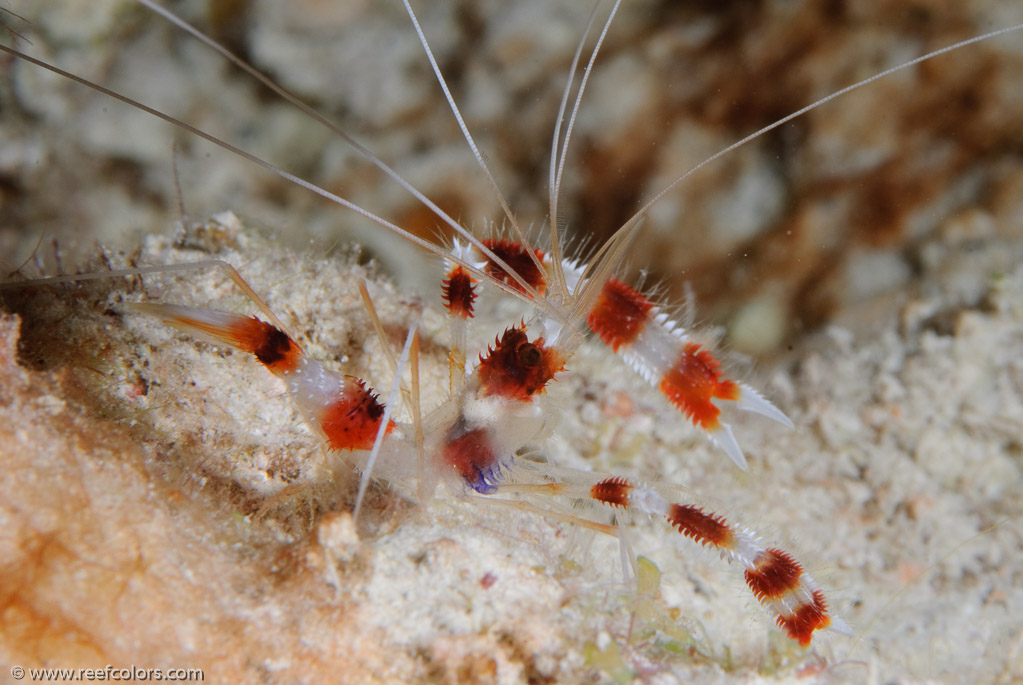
[745,549,832,647]
[584,278,793,470]
[589,476,633,508]
[443,240,548,304]
[587,278,654,352]
[586,476,833,646]
[658,342,739,430]
[442,265,477,319]
[480,239,547,297]
[319,377,391,452]
[665,503,734,548]
[477,326,565,401]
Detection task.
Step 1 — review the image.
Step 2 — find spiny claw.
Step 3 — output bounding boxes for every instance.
[737,384,794,430]
[709,423,748,471]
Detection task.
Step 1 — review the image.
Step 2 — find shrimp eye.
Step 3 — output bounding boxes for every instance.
[517,342,541,367]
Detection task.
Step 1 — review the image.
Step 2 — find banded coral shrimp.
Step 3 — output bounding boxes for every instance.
[1,1,1023,685]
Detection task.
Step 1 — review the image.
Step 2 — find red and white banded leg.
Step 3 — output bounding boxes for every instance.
[501,473,846,647]
[130,303,392,453]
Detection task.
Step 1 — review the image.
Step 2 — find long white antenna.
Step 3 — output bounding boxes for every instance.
[401,0,547,280]
[549,0,623,298]
[546,1,604,300]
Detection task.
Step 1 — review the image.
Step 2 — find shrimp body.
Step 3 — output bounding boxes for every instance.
[129,225,834,646]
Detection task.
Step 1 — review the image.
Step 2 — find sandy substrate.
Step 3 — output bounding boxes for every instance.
[1,1,1023,683]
